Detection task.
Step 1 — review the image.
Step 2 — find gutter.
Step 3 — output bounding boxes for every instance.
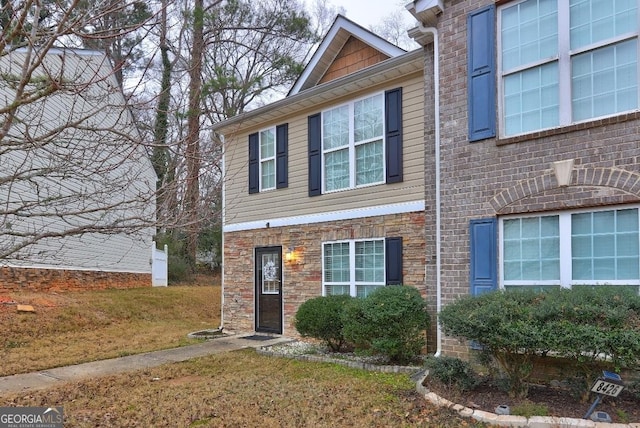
[413,24,442,357]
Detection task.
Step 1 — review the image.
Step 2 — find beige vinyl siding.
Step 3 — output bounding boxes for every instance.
[223,73,425,227]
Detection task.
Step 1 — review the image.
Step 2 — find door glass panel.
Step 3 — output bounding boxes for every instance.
[261,253,280,294]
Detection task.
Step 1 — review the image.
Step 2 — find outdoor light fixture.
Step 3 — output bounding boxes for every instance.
[284,247,296,263]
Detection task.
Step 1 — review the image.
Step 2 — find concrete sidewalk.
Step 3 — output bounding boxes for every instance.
[0,334,291,396]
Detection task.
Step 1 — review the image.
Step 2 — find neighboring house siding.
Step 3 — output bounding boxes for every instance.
[0,50,155,288]
[433,0,640,357]
[223,73,425,228]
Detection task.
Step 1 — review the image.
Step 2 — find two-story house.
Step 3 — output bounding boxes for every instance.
[215,16,428,335]
[407,0,640,356]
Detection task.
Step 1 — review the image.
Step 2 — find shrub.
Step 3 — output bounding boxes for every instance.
[294,295,353,352]
[439,287,640,400]
[342,286,429,364]
[424,356,479,392]
[439,288,547,398]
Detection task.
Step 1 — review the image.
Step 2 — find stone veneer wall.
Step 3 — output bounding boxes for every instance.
[222,211,426,337]
[431,0,640,359]
[0,267,151,292]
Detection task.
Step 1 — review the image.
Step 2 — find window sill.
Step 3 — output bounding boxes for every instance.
[496,110,640,147]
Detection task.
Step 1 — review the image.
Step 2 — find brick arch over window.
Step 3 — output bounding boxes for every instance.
[489,167,640,214]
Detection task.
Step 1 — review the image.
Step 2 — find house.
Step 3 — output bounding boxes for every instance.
[0,48,157,291]
[406,0,640,356]
[214,16,428,335]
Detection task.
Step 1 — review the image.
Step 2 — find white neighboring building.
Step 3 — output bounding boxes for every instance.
[0,48,156,290]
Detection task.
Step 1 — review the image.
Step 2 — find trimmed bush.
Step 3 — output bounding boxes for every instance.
[424,356,479,392]
[294,294,353,352]
[342,285,429,364]
[439,287,640,400]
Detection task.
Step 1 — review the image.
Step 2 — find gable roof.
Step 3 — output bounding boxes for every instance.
[288,14,406,96]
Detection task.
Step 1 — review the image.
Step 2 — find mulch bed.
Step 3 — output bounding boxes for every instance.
[422,376,640,424]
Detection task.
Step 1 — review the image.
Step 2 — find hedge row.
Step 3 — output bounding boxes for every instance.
[439,286,640,399]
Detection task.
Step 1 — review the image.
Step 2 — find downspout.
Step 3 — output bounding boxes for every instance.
[415,24,442,357]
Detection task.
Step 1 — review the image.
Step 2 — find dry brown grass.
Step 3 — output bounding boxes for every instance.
[0,283,483,427]
[2,349,481,427]
[0,285,220,376]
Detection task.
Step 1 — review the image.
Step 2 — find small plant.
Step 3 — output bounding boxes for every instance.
[511,402,549,418]
[616,409,630,424]
[342,285,429,364]
[424,356,479,392]
[294,294,353,352]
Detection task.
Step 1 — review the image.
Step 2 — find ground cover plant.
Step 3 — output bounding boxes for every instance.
[0,283,220,376]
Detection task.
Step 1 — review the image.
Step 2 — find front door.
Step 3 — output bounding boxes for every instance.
[255,246,282,334]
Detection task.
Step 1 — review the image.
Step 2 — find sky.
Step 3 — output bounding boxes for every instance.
[319,0,413,29]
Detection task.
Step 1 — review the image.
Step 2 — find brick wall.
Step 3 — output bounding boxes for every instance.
[433,0,640,357]
[223,211,426,337]
[0,266,151,292]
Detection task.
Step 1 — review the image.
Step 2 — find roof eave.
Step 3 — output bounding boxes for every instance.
[214,49,424,135]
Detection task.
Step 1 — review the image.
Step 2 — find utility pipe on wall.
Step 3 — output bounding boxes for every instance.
[415,24,442,357]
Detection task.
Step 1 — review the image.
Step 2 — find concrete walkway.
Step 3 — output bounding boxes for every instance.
[0,334,292,396]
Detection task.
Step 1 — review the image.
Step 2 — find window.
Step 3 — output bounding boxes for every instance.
[259,128,275,191]
[322,93,385,192]
[498,0,639,137]
[308,88,402,196]
[248,124,288,194]
[323,238,401,297]
[500,207,640,288]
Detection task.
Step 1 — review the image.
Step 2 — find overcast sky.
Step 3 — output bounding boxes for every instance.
[320,0,413,29]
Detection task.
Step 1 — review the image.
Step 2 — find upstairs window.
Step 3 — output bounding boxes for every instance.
[259,128,276,191]
[308,88,402,196]
[499,0,639,137]
[322,93,385,192]
[248,124,288,194]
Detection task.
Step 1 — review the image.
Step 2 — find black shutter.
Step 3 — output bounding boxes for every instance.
[385,237,403,285]
[467,5,496,142]
[276,123,288,189]
[469,218,497,295]
[308,113,322,196]
[248,132,259,194]
[385,88,403,183]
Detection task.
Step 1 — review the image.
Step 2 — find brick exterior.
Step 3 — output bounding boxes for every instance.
[222,212,426,337]
[429,0,640,357]
[0,267,151,292]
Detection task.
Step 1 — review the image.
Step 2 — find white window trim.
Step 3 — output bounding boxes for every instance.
[259,127,276,191]
[321,238,386,297]
[497,0,640,138]
[499,205,640,289]
[321,92,386,194]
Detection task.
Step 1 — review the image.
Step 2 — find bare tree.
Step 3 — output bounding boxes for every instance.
[0,1,156,266]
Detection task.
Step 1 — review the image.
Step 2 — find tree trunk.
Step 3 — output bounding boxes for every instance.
[185,0,205,264]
